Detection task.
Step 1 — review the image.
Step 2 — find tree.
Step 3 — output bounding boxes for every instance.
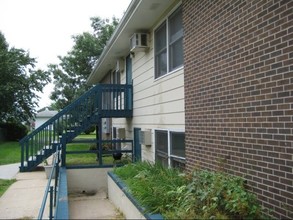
[0,32,50,123]
[49,17,119,109]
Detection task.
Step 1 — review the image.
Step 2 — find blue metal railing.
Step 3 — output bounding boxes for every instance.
[99,84,133,117]
[38,144,61,220]
[20,84,133,172]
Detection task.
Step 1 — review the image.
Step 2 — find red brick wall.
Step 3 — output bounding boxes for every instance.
[183,0,293,218]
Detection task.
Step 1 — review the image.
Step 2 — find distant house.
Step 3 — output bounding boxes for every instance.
[35,108,58,129]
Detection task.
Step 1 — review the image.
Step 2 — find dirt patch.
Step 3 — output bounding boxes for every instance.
[69,190,97,198]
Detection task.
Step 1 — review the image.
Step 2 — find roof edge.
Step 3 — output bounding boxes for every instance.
[86,0,141,85]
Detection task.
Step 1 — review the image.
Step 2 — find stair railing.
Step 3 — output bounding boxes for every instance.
[19,84,100,171]
[19,84,133,171]
[38,144,61,220]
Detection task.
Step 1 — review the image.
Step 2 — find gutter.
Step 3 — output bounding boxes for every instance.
[86,0,141,85]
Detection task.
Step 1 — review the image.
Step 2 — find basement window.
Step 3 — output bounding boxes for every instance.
[155,129,185,169]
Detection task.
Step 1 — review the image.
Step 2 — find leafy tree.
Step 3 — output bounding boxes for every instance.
[49,17,119,109]
[0,32,50,123]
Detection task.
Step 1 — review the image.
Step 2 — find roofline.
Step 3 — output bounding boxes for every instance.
[86,0,140,85]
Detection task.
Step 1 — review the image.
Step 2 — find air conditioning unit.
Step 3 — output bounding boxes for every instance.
[139,130,152,146]
[117,128,125,139]
[130,33,149,52]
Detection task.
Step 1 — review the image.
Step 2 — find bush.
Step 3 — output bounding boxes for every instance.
[114,162,263,219]
[115,162,187,214]
[84,125,95,134]
[0,122,28,141]
[169,170,262,219]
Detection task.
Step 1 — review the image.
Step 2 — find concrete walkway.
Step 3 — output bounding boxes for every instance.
[0,163,19,179]
[69,190,123,219]
[0,164,122,219]
[0,170,48,219]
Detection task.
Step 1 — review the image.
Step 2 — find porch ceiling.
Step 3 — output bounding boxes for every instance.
[87,0,175,85]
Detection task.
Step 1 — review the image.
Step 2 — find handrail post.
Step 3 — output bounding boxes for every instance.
[20,142,24,171]
[54,157,59,207]
[49,186,53,220]
[61,141,66,167]
[98,85,102,114]
[98,118,103,166]
[25,141,29,166]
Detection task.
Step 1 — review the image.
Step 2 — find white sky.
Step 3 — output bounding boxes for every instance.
[0,0,131,109]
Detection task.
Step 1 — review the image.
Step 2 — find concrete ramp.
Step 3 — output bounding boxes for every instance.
[67,168,122,219]
[69,190,122,219]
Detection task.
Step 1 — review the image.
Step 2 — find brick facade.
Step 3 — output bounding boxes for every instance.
[183,0,293,218]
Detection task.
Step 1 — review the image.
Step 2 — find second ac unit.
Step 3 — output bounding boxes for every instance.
[130,33,149,52]
[117,128,125,139]
[139,130,152,146]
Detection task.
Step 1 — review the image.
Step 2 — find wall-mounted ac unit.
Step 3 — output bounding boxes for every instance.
[130,33,149,52]
[117,128,125,139]
[139,130,152,146]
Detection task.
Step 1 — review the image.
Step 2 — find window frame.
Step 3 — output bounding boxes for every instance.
[154,21,167,79]
[154,5,183,79]
[154,129,185,169]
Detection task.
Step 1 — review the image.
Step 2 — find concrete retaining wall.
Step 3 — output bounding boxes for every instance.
[67,168,112,193]
[107,172,163,220]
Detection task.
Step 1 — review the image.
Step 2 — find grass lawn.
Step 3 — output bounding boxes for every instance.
[66,140,132,166]
[0,142,19,197]
[66,143,114,165]
[66,143,98,165]
[72,134,96,139]
[0,134,128,166]
[0,179,16,197]
[0,142,20,165]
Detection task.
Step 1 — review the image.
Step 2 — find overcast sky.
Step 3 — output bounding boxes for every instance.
[0,0,131,109]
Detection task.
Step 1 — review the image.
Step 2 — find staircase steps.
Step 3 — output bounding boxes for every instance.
[19,84,133,172]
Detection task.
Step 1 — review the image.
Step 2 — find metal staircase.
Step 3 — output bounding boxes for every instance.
[19,84,133,172]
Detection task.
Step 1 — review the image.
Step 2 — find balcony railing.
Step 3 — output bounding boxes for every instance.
[20,84,133,172]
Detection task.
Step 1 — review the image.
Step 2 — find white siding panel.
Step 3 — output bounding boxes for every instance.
[134,99,184,116]
[132,112,185,127]
[134,85,184,107]
[113,19,185,163]
[114,55,185,129]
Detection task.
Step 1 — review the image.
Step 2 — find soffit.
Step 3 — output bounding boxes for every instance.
[87,0,176,85]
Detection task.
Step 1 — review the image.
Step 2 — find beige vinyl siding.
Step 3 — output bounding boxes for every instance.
[114,37,184,162]
[115,51,184,129]
[113,3,184,162]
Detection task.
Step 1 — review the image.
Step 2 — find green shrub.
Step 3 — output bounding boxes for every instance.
[0,122,28,141]
[114,162,188,214]
[168,170,262,219]
[84,125,95,134]
[114,162,263,219]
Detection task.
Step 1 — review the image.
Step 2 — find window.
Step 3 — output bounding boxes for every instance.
[155,130,185,169]
[155,6,183,79]
[155,22,167,78]
[170,132,185,169]
[155,130,168,167]
[169,8,183,71]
